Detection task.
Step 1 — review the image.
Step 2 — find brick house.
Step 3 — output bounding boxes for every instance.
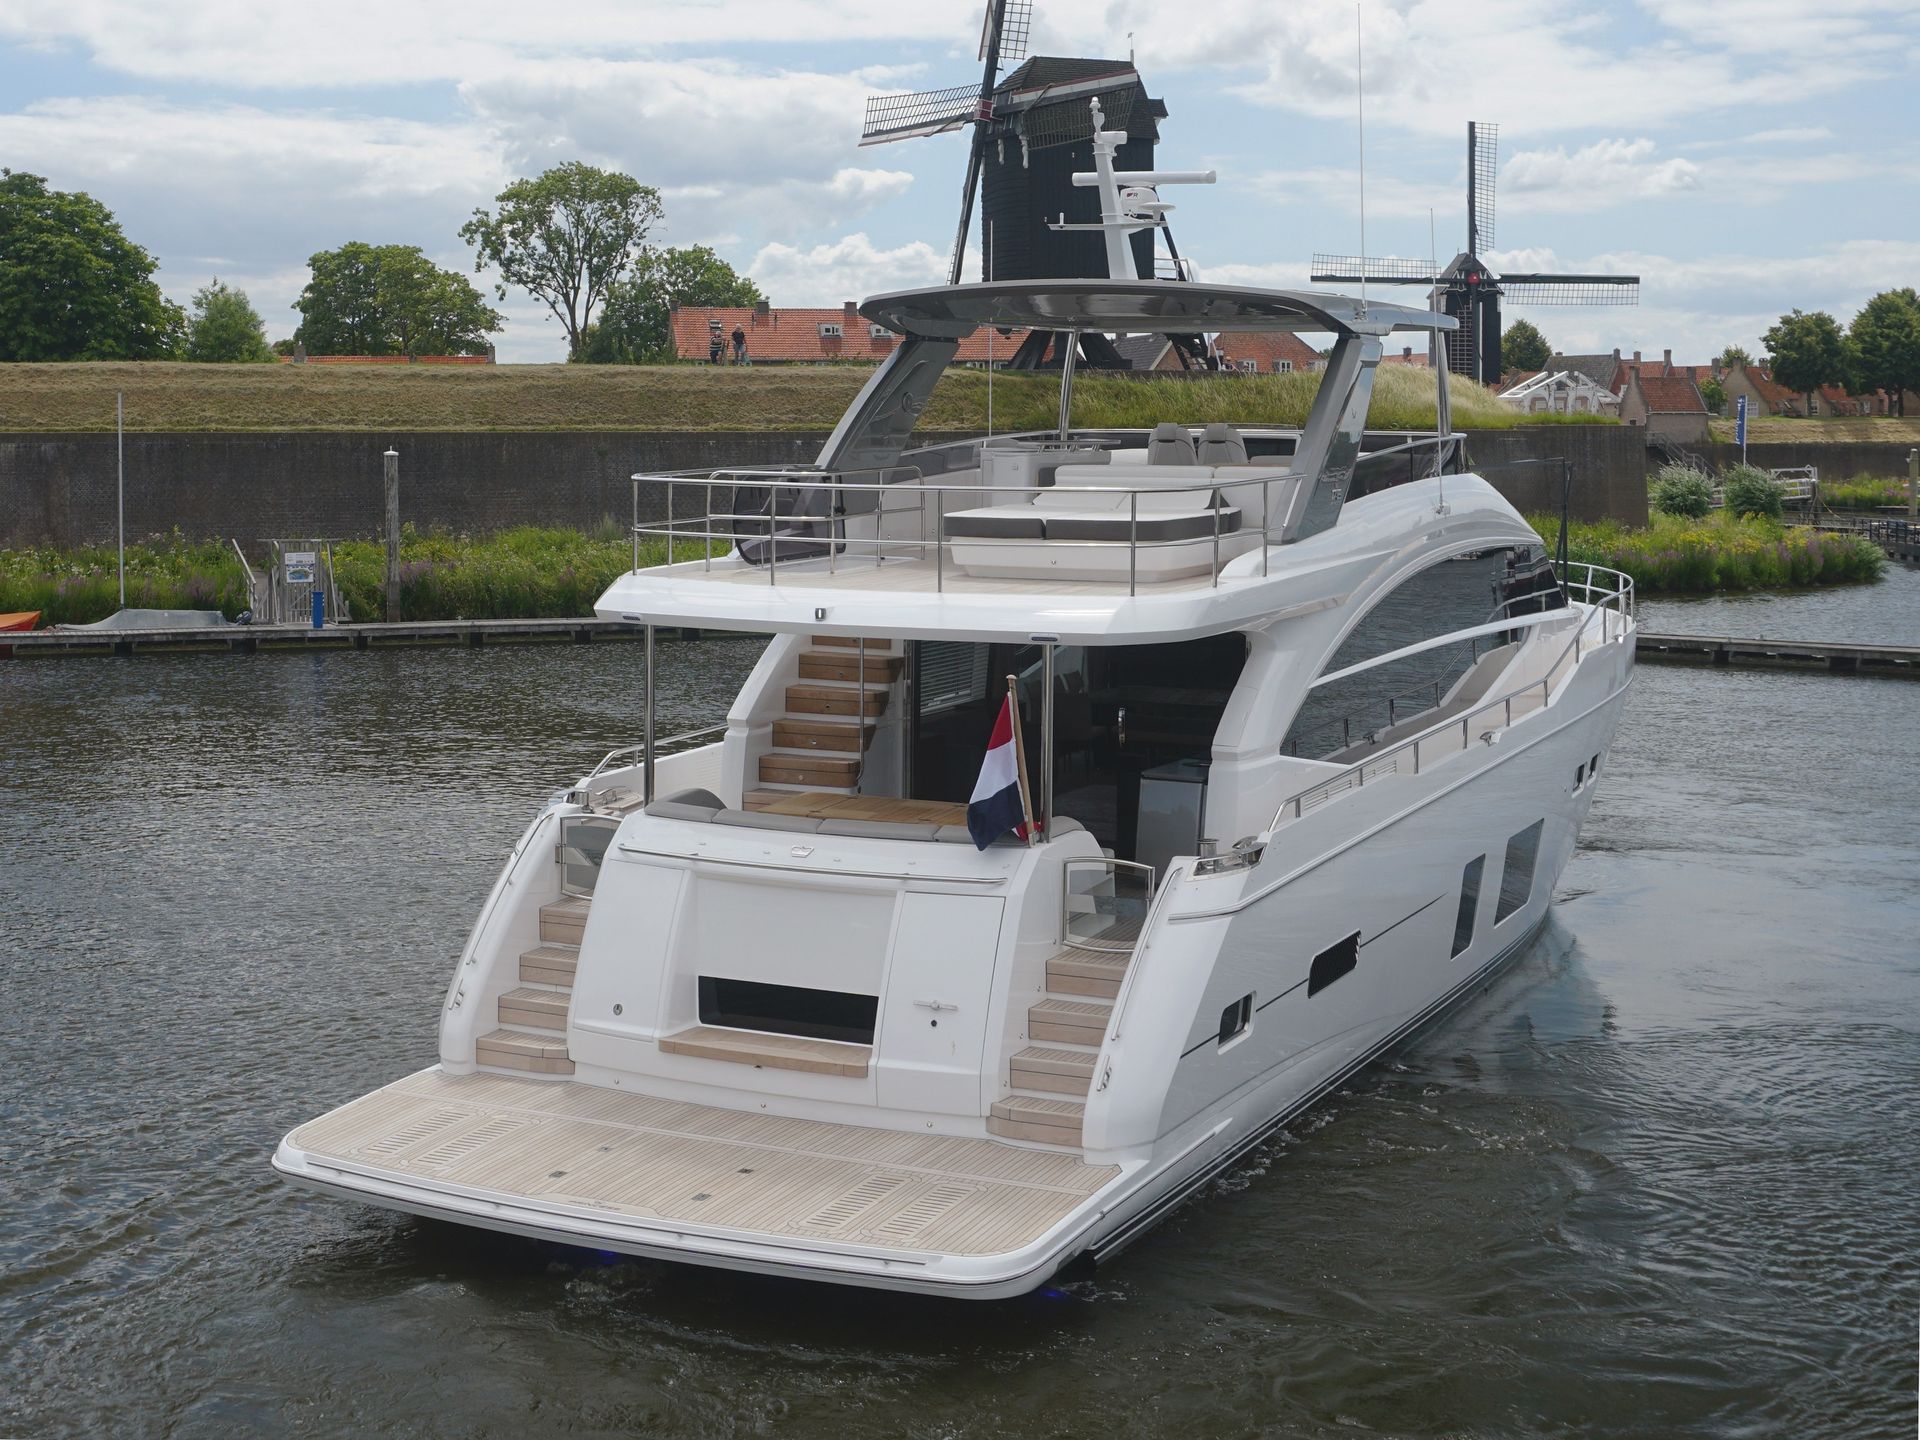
[669,301,1029,366]
[1619,369,1709,445]
[1721,360,1800,418]
[1205,331,1325,375]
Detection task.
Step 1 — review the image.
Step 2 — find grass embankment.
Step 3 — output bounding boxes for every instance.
[0,359,1597,433]
[1534,512,1887,594]
[1707,415,1920,445]
[0,527,672,626]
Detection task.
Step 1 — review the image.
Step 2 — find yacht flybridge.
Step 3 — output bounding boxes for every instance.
[275,277,1636,1298]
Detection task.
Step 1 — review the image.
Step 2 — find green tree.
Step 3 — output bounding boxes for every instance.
[293,242,501,356]
[184,278,273,363]
[1762,309,1847,412]
[1698,376,1726,414]
[582,245,764,364]
[1500,318,1550,374]
[1847,287,1920,417]
[1716,344,1753,368]
[0,169,184,360]
[460,162,663,360]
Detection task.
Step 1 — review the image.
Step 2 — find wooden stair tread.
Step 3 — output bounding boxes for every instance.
[810,635,895,650]
[1029,995,1111,1047]
[991,1095,1085,1124]
[770,718,874,753]
[798,652,903,684]
[476,1028,574,1076]
[519,944,578,986]
[659,1026,871,1078]
[1046,949,1131,998]
[1012,1045,1097,1076]
[538,898,589,945]
[758,754,861,786]
[1030,997,1113,1022]
[785,683,888,717]
[498,987,570,1031]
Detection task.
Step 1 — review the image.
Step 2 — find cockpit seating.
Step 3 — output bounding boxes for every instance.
[1146,423,1198,465]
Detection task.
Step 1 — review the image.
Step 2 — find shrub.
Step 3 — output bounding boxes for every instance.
[1532,510,1885,593]
[1721,463,1783,520]
[1650,463,1714,518]
[1823,474,1907,509]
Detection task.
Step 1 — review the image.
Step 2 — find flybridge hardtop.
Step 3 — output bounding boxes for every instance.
[858,278,1451,340]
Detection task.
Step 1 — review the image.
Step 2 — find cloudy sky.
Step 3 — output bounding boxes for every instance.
[2,0,1914,363]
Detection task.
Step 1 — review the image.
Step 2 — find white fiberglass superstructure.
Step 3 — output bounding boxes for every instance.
[276,279,1635,1298]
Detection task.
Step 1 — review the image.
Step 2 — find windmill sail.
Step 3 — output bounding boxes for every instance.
[860,85,981,146]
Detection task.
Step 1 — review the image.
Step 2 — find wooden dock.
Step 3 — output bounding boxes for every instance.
[3,616,641,658]
[1635,632,1920,677]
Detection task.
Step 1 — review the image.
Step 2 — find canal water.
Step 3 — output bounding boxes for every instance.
[2,578,1916,1439]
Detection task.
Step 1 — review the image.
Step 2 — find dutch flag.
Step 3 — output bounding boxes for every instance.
[967,693,1031,850]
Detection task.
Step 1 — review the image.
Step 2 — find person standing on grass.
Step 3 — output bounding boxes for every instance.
[731,327,748,365]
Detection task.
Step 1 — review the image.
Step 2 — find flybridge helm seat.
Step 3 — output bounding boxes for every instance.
[1147,423,1198,465]
[1198,423,1248,464]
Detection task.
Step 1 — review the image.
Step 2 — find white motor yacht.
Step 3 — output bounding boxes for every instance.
[275,276,1635,1298]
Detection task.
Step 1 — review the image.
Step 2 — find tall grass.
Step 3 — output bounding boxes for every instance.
[0,533,248,624]
[1533,511,1887,593]
[0,357,1608,433]
[329,526,671,622]
[1823,474,1910,510]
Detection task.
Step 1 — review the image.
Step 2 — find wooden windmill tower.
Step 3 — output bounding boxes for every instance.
[859,3,1204,368]
[1313,122,1640,384]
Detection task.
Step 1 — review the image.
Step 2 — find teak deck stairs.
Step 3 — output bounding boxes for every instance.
[750,637,897,801]
[476,895,586,1077]
[988,942,1137,1150]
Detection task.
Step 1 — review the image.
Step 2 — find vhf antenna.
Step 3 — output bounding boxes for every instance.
[1355,5,1367,317]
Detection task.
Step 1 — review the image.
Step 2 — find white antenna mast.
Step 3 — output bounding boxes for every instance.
[1431,206,1450,504]
[987,220,995,436]
[1355,4,1367,317]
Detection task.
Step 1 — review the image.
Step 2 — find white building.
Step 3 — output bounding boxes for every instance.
[1498,370,1621,418]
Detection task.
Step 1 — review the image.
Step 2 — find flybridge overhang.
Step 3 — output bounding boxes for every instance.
[860,278,1452,341]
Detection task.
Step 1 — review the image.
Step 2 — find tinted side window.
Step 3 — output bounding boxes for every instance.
[1496,820,1545,924]
[1284,547,1559,759]
[1451,855,1485,958]
[1307,933,1360,997]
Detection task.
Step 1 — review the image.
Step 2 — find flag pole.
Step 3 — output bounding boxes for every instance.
[1006,674,1038,846]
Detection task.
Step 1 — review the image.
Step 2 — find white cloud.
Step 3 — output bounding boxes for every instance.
[1502,138,1704,212]
[827,168,915,206]
[0,0,984,88]
[748,232,953,306]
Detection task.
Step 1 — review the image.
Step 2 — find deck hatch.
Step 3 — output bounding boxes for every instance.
[803,1174,910,1230]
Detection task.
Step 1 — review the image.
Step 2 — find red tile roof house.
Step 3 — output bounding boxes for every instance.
[670,301,1029,366]
[1206,331,1326,375]
[1720,359,1797,418]
[1619,369,1710,446]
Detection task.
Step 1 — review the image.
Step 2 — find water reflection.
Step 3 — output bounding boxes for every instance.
[1,605,1915,1438]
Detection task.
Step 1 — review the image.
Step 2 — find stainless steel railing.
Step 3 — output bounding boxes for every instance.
[628,434,1466,598]
[1270,562,1634,829]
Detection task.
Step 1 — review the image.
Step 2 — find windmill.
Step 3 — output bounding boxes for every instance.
[1312,122,1640,385]
[859,4,1193,367]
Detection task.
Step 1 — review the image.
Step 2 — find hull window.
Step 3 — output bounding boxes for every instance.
[1496,820,1544,924]
[1218,994,1253,1047]
[1451,855,1485,958]
[1307,932,1361,997]
[698,977,879,1046]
